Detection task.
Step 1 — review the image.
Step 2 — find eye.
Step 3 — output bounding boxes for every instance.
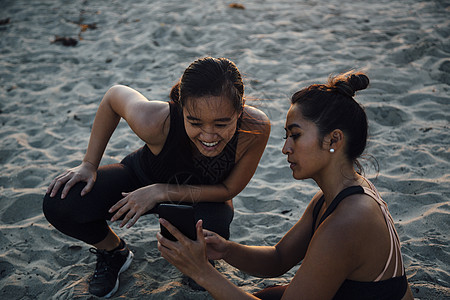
[188,122,202,127]
[284,133,301,140]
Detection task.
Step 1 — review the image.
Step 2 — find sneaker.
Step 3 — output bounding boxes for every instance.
[88,239,134,298]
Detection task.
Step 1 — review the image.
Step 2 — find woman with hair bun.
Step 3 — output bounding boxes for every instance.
[158,71,414,300]
[42,57,270,298]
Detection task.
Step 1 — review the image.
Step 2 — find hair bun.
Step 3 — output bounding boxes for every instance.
[347,74,369,93]
[334,81,355,97]
[331,72,369,97]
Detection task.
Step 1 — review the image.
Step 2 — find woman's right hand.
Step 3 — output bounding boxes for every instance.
[46,161,97,199]
[203,229,230,261]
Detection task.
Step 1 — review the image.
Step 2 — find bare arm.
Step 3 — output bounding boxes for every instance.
[158,220,260,300]
[47,85,165,198]
[110,104,271,227]
[160,192,414,300]
[202,193,357,300]
[217,194,319,277]
[196,263,260,300]
[156,105,272,204]
[156,194,317,300]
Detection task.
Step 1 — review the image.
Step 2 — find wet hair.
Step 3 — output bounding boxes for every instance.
[170,57,245,113]
[291,71,369,165]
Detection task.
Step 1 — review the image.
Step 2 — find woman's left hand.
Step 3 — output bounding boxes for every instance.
[109,184,163,228]
[157,219,212,282]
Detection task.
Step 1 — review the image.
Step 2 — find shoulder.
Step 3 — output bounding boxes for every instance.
[136,100,170,146]
[240,105,271,137]
[242,105,270,125]
[311,193,384,260]
[243,105,269,121]
[321,193,381,237]
[336,193,382,227]
[234,105,270,159]
[127,99,169,130]
[286,194,375,298]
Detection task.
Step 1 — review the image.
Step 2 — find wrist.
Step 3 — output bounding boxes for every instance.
[195,262,218,287]
[222,240,233,261]
[151,183,166,203]
[82,160,98,169]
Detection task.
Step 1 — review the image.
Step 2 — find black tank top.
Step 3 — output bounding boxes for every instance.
[122,101,239,186]
[312,186,408,300]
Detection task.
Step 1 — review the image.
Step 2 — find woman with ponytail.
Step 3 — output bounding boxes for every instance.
[158,71,414,300]
[43,57,270,298]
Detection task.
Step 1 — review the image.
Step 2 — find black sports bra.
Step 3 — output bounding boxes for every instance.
[312,184,408,300]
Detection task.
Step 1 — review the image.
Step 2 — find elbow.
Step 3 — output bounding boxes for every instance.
[253,246,288,278]
[102,85,120,106]
[104,85,126,101]
[108,84,127,91]
[271,246,290,277]
[99,86,123,120]
[221,183,238,201]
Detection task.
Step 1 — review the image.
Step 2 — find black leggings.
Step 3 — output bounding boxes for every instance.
[42,163,234,245]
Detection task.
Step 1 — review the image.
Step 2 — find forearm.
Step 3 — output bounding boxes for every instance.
[161,183,234,204]
[83,90,121,168]
[223,242,284,278]
[196,264,259,300]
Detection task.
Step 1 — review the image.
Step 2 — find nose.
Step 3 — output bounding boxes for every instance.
[200,126,218,141]
[282,139,291,155]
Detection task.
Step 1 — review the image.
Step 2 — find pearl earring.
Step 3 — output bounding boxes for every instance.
[329,148,335,153]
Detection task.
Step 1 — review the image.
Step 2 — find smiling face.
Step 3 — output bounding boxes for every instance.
[183,96,240,157]
[282,104,330,180]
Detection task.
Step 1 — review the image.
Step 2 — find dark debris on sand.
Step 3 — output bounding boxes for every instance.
[51,36,78,47]
[0,18,11,26]
[229,3,245,9]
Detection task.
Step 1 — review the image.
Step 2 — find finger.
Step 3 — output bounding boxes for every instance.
[156,236,183,264]
[50,175,70,197]
[203,229,218,242]
[159,218,186,242]
[203,229,215,236]
[120,210,135,228]
[109,197,127,215]
[126,211,141,228]
[196,220,205,242]
[110,202,128,222]
[157,239,176,262]
[48,176,64,196]
[81,179,95,196]
[46,178,57,194]
[60,177,79,199]
[156,232,174,250]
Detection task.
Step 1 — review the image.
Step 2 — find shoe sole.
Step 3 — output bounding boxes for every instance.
[104,250,134,298]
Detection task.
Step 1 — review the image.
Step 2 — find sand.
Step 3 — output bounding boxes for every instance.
[0,0,449,299]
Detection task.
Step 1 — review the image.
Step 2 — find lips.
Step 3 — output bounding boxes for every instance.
[288,160,296,169]
[201,141,219,147]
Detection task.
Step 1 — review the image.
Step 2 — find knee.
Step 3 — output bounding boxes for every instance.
[194,203,234,240]
[42,193,63,226]
[42,192,78,227]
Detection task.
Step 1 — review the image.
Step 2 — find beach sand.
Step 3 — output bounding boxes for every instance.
[0,0,449,299]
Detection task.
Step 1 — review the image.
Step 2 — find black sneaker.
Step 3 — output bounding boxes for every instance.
[88,239,134,298]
